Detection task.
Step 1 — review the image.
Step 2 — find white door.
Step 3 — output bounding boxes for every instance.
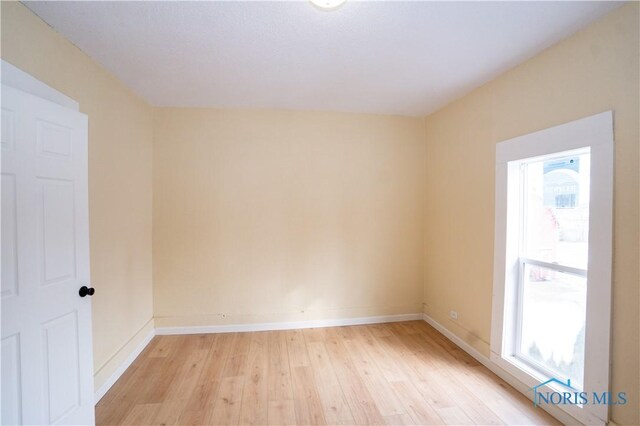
[1,84,94,425]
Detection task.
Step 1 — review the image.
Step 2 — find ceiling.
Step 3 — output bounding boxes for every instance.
[25,1,622,116]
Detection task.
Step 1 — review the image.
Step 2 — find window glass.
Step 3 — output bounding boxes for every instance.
[522,149,591,269]
[519,263,587,388]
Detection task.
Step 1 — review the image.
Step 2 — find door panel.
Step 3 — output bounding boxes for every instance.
[42,311,81,424]
[1,173,18,298]
[36,119,73,160]
[1,333,22,425]
[1,84,93,425]
[1,107,16,151]
[38,178,76,285]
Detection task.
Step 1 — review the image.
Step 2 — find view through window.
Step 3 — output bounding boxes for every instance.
[517,148,590,388]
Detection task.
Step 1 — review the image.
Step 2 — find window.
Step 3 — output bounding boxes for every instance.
[517,149,590,389]
[491,112,613,425]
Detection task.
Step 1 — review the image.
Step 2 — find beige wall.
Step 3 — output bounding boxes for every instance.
[1,2,155,391]
[153,108,425,327]
[422,4,639,424]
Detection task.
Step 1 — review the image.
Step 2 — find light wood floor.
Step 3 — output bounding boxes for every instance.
[96,321,559,425]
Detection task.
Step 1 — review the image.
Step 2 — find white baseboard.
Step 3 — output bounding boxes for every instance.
[93,328,155,404]
[422,314,580,426]
[155,312,423,335]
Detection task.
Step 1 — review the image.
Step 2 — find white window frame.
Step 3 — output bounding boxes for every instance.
[490,111,613,425]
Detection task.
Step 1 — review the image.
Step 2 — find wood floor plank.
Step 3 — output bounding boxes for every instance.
[239,332,270,425]
[303,327,327,343]
[394,321,424,335]
[417,360,505,425]
[344,324,373,341]
[383,413,415,425]
[142,337,196,405]
[97,322,561,426]
[390,380,444,425]
[148,334,184,358]
[377,333,414,359]
[268,400,297,425]
[96,354,168,425]
[124,356,168,405]
[120,403,161,425]
[431,361,539,425]
[422,360,504,425]
[413,375,465,411]
[286,329,310,368]
[414,330,480,368]
[207,375,246,425]
[377,335,439,381]
[368,323,394,338]
[412,340,456,371]
[194,333,217,351]
[291,366,326,425]
[177,409,208,426]
[333,325,358,340]
[435,406,476,425]
[342,338,405,417]
[393,328,430,354]
[323,336,386,425]
[268,331,294,401]
[95,358,144,418]
[150,348,210,425]
[353,327,409,383]
[222,332,252,377]
[458,365,556,425]
[306,341,355,425]
[387,322,412,336]
[183,333,235,413]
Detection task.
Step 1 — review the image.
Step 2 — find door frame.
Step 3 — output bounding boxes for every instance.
[2,60,79,111]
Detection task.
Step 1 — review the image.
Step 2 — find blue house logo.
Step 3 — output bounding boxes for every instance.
[530,378,576,407]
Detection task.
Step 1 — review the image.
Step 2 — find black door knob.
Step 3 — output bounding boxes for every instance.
[79,286,95,297]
